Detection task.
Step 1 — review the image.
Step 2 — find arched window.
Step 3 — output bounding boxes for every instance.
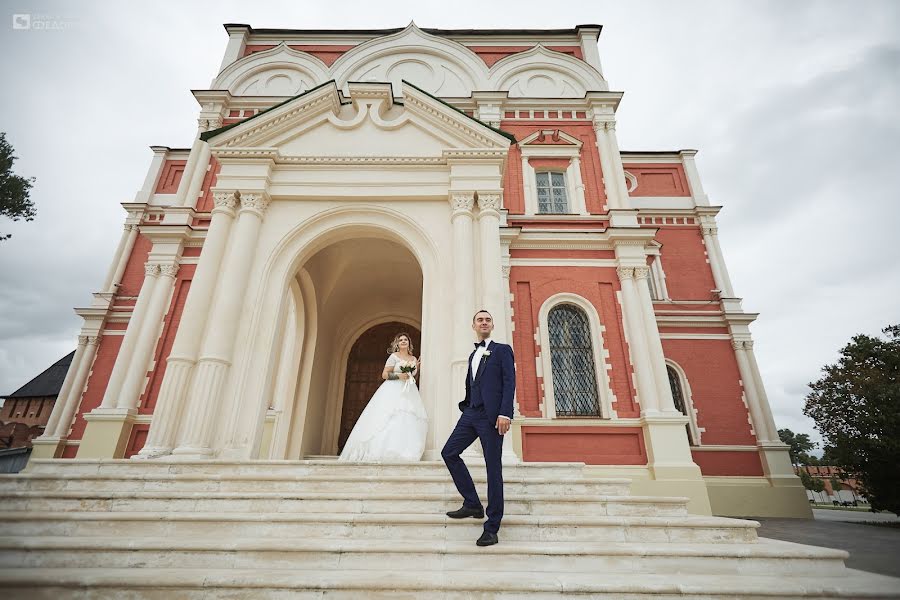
[548,304,600,416]
[666,363,701,445]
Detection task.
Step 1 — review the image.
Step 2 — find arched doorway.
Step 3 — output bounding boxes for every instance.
[338,322,421,453]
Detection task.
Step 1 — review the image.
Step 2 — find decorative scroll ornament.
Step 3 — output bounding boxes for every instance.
[160,263,180,279]
[239,192,272,214]
[449,191,475,214]
[213,191,238,212]
[477,192,502,214]
[616,266,634,281]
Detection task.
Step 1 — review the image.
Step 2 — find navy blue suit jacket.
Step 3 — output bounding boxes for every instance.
[460,342,516,423]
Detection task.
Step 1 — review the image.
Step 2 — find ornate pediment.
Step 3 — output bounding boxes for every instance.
[202,80,512,165]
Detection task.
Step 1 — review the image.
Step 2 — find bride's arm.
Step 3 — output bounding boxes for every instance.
[382,355,400,380]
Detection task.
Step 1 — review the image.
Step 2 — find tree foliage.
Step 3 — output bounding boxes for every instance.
[777,428,817,466]
[0,132,36,241]
[804,325,900,514]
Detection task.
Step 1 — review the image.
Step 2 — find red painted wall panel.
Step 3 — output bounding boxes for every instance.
[154,160,186,194]
[692,450,764,476]
[467,45,583,67]
[66,335,123,441]
[623,163,691,197]
[195,157,221,213]
[523,426,647,465]
[655,227,717,300]
[116,234,152,298]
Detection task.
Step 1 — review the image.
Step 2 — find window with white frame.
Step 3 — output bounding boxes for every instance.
[548,304,601,416]
[535,171,569,214]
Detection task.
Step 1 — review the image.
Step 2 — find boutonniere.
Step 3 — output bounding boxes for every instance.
[483,350,492,357]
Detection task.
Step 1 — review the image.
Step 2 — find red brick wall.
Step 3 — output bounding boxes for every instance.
[654,226,717,300]
[692,450,764,476]
[522,426,647,465]
[66,335,123,441]
[154,160,186,194]
[623,163,690,197]
[663,339,755,446]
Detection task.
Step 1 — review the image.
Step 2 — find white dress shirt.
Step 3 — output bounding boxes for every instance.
[470,338,511,421]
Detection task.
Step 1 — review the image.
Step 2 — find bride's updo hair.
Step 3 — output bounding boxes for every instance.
[388,332,415,355]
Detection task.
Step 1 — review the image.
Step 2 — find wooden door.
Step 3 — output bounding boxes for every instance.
[338,322,421,453]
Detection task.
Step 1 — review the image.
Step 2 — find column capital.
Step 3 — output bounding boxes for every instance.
[198,117,223,132]
[77,335,90,346]
[238,191,271,217]
[501,265,511,279]
[84,335,101,346]
[449,191,475,216]
[732,339,746,351]
[212,190,239,216]
[477,191,502,217]
[701,225,719,237]
[616,266,635,281]
[144,263,161,277]
[159,262,180,279]
[593,118,616,132]
[124,223,140,233]
[633,266,650,280]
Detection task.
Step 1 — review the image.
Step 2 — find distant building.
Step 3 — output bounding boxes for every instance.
[798,465,866,504]
[0,352,75,449]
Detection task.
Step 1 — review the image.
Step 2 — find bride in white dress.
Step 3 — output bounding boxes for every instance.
[338,332,428,462]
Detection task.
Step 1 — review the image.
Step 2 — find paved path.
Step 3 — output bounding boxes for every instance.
[755,510,900,578]
[813,507,900,523]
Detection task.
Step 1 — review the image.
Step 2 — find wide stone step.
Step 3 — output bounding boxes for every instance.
[0,490,688,517]
[0,536,847,575]
[1,567,898,599]
[0,473,629,496]
[0,511,759,544]
[18,458,590,480]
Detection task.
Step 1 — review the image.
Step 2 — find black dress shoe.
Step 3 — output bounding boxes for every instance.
[446,505,484,519]
[476,531,498,546]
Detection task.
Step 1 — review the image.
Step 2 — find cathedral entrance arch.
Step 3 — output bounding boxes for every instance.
[337,322,421,453]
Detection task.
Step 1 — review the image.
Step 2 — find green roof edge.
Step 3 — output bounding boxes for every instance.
[401,80,516,143]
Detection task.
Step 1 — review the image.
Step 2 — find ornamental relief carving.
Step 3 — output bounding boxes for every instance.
[240,193,271,213]
[213,191,238,211]
[144,263,161,277]
[633,266,650,280]
[449,192,475,213]
[616,266,634,281]
[159,263,180,279]
[477,192,502,213]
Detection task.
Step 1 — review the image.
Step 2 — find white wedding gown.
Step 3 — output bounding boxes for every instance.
[338,353,428,462]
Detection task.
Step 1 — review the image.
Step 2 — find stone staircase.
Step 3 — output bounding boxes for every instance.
[0,459,897,598]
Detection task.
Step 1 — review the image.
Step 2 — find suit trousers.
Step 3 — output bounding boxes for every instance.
[441,405,504,534]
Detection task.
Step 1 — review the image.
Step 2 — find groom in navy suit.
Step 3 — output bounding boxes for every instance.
[442,310,515,546]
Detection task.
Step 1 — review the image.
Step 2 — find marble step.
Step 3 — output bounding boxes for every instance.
[0,511,759,544]
[19,458,589,480]
[1,567,898,599]
[0,536,847,575]
[0,490,688,517]
[0,473,629,496]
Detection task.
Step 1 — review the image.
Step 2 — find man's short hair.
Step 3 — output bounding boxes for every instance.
[472,309,493,323]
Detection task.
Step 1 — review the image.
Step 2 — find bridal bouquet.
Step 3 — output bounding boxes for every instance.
[399,360,417,392]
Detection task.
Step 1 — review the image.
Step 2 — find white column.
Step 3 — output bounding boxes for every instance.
[38,338,87,439]
[98,264,160,409]
[743,340,779,442]
[450,192,477,351]
[173,192,270,457]
[733,340,776,442]
[102,224,139,293]
[116,262,179,410]
[476,192,508,342]
[570,156,588,214]
[138,192,239,457]
[173,117,220,208]
[617,267,659,413]
[701,220,735,297]
[53,336,100,437]
[634,266,678,413]
[593,122,624,210]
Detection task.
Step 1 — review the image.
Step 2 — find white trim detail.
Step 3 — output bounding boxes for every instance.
[536,293,616,420]
[519,130,587,216]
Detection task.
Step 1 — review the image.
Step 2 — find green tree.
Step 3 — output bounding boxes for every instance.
[0,132,36,241]
[829,476,843,499]
[799,469,826,503]
[804,325,900,515]
[778,428,817,466]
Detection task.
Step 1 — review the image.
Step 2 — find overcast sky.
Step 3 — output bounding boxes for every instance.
[1,1,897,447]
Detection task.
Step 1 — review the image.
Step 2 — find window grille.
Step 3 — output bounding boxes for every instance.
[549,304,601,416]
[536,171,569,213]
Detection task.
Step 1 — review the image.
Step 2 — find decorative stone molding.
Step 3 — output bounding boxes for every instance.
[617,266,635,281]
[732,340,745,351]
[633,266,650,280]
[213,191,239,212]
[239,192,272,215]
[159,263,180,279]
[77,335,90,346]
[449,192,475,215]
[477,192,502,215]
[501,266,511,279]
[702,226,718,236]
[144,263,161,277]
